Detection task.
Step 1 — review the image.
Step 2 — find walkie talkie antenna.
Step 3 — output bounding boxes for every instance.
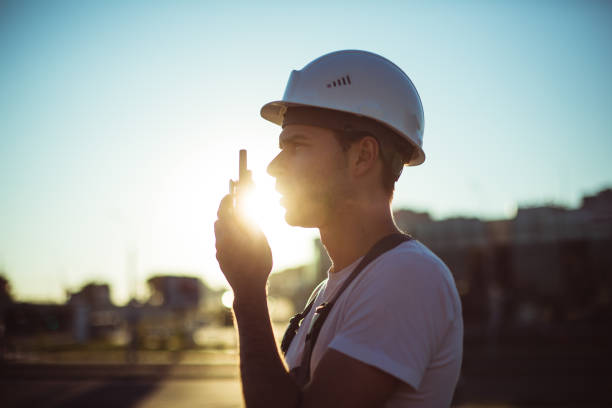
[239,149,247,182]
[229,149,248,195]
[230,149,252,214]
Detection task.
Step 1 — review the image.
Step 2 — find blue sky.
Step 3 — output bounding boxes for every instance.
[1,0,611,303]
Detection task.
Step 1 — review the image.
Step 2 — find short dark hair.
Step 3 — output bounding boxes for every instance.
[332,129,412,197]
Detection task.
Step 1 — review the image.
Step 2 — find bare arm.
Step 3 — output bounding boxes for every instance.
[232,290,300,407]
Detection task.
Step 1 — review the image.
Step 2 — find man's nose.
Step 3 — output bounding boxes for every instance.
[267,152,283,177]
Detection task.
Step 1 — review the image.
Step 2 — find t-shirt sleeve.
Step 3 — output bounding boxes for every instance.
[327,249,459,390]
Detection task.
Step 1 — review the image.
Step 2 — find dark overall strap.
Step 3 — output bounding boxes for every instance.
[289,233,412,386]
[280,280,326,355]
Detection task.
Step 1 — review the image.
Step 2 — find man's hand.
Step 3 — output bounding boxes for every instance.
[214,193,273,296]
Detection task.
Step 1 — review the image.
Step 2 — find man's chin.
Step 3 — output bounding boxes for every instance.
[283,206,318,228]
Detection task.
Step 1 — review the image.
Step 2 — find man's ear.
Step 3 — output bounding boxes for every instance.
[352,136,379,176]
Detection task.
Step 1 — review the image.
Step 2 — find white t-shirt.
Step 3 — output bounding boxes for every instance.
[284,240,463,408]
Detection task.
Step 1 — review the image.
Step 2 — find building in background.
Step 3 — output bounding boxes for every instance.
[394,188,612,342]
[2,274,223,351]
[67,283,116,342]
[267,265,314,320]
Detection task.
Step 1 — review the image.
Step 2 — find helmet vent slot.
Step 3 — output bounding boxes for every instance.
[326,75,352,88]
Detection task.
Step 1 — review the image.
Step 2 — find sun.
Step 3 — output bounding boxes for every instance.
[236,182,285,234]
[235,184,262,225]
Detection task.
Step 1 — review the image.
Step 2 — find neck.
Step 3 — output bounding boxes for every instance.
[319,198,400,273]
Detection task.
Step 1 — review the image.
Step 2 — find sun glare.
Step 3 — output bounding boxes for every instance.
[233,178,316,271]
[234,179,281,231]
[236,186,261,225]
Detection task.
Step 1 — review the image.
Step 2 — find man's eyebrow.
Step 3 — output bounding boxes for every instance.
[279,133,310,149]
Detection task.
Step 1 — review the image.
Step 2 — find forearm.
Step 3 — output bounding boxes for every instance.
[233,289,301,408]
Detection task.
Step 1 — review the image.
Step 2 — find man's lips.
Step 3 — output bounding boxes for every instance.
[275,181,289,196]
[275,183,293,207]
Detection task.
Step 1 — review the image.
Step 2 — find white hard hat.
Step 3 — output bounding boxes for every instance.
[261,50,425,166]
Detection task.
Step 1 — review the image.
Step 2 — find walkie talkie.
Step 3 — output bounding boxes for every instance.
[230,149,252,212]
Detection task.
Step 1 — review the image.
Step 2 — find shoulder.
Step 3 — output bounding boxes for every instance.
[350,240,461,321]
[368,239,453,288]
[326,240,462,390]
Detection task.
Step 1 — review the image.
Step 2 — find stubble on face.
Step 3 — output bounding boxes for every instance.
[276,126,353,229]
[284,158,350,228]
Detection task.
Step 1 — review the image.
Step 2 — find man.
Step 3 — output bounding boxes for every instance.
[215,50,463,407]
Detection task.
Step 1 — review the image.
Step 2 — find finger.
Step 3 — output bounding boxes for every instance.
[217,194,235,218]
[214,219,233,248]
[215,217,245,249]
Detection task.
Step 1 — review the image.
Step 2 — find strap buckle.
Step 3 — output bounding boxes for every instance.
[306,302,330,341]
